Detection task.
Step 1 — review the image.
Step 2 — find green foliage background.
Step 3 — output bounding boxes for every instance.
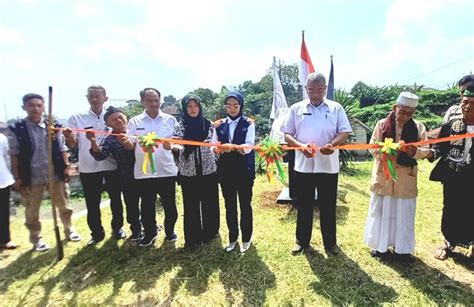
[123,63,459,134]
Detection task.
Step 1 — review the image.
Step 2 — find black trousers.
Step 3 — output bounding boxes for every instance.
[442,177,474,248]
[0,186,11,244]
[137,176,177,238]
[220,176,254,243]
[121,179,141,235]
[295,172,338,249]
[80,171,123,239]
[180,173,220,246]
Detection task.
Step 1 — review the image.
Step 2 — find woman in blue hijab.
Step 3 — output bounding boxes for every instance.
[212,92,256,253]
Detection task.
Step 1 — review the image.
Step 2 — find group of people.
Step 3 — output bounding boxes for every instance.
[0,73,472,263]
[0,86,255,253]
[363,74,474,261]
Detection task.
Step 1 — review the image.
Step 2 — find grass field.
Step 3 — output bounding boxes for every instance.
[0,161,472,305]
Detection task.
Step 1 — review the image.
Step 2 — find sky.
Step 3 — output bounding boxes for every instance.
[0,0,473,121]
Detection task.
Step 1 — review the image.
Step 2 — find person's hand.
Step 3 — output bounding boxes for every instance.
[85,131,96,142]
[64,167,71,182]
[320,143,335,155]
[236,147,246,155]
[63,128,74,139]
[404,144,417,157]
[302,144,316,158]
[213,119,224,129]
[13,178,23,191]
[213,146,221,154]
[219,143,234,153]
[163,140,172,150]
[116,133,129,144]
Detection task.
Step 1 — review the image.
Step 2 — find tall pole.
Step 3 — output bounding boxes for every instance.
[48,86,64,261]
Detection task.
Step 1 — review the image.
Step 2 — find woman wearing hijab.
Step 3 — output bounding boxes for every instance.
[172,94,220,250]
[212,92,256,253]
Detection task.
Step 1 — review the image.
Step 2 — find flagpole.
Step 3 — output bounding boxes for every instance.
[301,30,305,99]
[327,55,335,100]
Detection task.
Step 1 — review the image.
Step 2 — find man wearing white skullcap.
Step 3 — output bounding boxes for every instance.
[364,92,432,262]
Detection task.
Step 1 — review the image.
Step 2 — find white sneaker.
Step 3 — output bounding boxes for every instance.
[33,240,50,252]
[66,230,82,242]
[225,241,237,252]
[240,241,252,253]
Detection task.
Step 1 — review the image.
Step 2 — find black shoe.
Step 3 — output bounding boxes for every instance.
[130,232,143,242]
[370,249,388,258]
[138,233,158,247]
[113,229,127,240]
[182,243,201,252]
[325,244,341,256]
[291,244,316,255]
[166,233,178,243]
[87,236,104,246]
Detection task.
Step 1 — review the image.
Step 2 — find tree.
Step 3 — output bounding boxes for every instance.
[123,99,144,119]
[277,62,303,105]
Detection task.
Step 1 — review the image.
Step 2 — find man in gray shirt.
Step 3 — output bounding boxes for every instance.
[9,93,81,252]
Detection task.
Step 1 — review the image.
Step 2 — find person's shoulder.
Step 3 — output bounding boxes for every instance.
[242,116,255,126]
[129,113,145,123]
[374,119,386,129]
[446,104,461,112]
[9,118,25,130]
[291,99,308,109]
[160,112,176,122]
[70,110,90,119]
[325,99,344,110]
[413,119,427,130]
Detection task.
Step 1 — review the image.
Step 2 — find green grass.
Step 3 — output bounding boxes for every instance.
[0,161,472,305]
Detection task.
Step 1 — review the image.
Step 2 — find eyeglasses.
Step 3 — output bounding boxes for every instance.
[225,104,240,109]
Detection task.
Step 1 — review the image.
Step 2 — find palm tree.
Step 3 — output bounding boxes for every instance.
[334,89,358,170]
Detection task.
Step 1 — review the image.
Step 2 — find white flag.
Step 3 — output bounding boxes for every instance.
[270,57,288,120]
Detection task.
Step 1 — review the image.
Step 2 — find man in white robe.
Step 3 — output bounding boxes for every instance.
[364,92,431,262]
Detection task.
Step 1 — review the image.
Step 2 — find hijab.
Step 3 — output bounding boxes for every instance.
[181,94,211,159]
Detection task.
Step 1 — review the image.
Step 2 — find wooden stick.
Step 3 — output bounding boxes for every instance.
[48,86,64,261]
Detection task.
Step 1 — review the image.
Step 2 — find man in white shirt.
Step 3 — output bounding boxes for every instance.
[127,88,178,246]
[281,73,352,255]
[0,132,18,249]
[64,85,125,245]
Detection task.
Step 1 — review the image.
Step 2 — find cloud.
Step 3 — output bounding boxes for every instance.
[17,0,37,4]
[341,0,474,88]
[73,39,135,62]
[73,2,101,17]
[0,25,27,46]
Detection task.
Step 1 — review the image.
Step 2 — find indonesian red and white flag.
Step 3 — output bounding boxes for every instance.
[298,33,315,99]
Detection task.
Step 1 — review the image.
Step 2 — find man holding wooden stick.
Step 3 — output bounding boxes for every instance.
[9,92,81,252]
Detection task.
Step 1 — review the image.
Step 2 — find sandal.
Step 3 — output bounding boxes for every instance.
[434,246,451,260]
